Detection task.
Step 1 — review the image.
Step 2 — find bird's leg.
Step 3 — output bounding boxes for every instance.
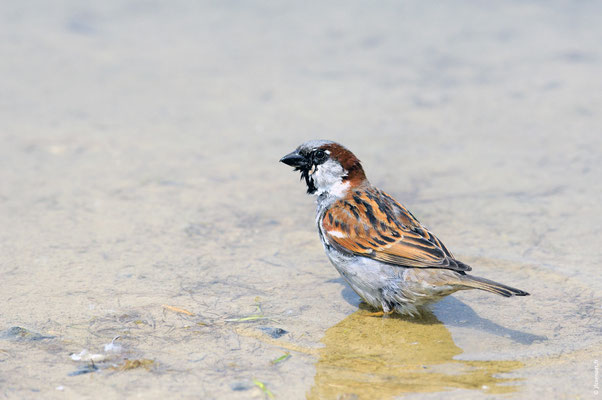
[363,310,395,317]
[363,302,395,317]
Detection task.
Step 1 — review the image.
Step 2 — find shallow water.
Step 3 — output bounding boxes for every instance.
[1,1,601,399]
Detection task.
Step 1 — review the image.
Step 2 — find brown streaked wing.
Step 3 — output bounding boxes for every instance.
[321,188,470,272]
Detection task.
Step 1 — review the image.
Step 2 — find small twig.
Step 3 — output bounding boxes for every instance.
[162,305,194,316]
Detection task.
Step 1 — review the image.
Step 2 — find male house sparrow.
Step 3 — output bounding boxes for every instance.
[280,140,528,316]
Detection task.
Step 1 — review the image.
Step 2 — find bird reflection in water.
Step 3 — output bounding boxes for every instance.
[308,306,523,399]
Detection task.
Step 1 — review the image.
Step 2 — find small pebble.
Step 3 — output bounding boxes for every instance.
[70,350,106,362]
[258,327,288,339]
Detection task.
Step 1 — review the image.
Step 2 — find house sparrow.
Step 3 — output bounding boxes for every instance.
[280,140,529,316]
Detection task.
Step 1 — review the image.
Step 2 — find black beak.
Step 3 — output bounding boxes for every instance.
[280,151,307,168]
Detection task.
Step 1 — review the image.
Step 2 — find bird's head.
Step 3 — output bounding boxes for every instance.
[280,140,367,197]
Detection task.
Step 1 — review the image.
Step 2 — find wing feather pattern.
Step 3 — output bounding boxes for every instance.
[321,188,471,273]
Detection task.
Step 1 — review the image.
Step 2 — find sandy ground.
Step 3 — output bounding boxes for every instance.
[0,1,601,399]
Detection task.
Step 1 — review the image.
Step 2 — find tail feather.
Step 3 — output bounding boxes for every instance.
[460,275,529,297]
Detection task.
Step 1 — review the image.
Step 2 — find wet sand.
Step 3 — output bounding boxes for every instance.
[1,1,601,399]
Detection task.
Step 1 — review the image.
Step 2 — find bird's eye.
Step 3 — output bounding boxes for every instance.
[314,149,327,162]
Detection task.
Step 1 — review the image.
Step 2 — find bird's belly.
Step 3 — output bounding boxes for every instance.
[324,247,460,314]
[324,247,400,308]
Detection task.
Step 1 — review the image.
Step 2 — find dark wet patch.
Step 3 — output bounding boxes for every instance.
[360,35,383,49]
[184,223,214,238]
[555,50,596,63]
[0,327,55,342]
[68,363,98,377]
[66,13,98,35]
[230,380,253,391]
[258,327,288,339]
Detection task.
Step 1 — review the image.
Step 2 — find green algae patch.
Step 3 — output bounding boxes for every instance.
[270,352,291,365]
[252,379,275,399]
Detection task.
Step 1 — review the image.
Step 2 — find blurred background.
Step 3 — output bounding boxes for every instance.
[1,1,600,399]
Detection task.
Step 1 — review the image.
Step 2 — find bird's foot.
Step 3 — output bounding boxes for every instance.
[363,310,395,317]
